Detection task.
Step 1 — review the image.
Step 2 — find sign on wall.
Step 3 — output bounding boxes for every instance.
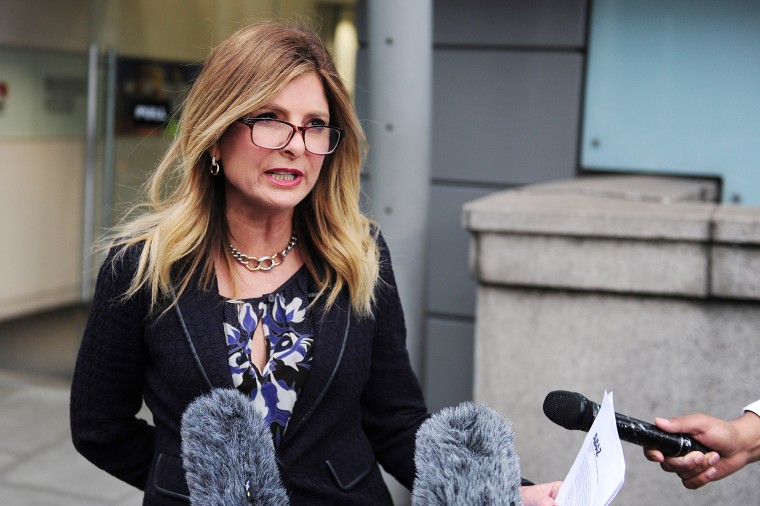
[115,56,201,136]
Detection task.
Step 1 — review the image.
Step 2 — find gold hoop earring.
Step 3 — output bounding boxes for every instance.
[210,156,220,176]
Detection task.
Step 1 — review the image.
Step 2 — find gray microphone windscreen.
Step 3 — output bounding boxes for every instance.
[412,402,523,506]
[181,388,289,506]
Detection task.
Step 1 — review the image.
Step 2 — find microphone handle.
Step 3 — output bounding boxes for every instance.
[615,412,711,457]
[591,403,711,457]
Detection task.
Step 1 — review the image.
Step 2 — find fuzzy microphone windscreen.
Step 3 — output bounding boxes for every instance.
[181,388,289,505]
[412,402,523,506]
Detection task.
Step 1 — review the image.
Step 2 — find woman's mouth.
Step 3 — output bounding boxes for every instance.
[270,172,297,182]
[265,169,303,186]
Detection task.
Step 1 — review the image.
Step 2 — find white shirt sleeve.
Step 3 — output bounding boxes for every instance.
[743,400,760,416]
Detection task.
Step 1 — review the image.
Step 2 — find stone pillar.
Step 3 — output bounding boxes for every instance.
[366,0,433,375]
[464,175,760,506]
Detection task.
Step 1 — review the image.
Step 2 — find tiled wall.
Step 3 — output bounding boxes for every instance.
[356,0,588,411]
[425,0,587,411]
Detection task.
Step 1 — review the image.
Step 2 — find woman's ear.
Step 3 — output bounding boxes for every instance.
[208,143,221,161]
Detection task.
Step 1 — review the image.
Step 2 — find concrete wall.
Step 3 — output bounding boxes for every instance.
[465,175,760,505]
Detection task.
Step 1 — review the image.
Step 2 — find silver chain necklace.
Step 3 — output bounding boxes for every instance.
[228,235,297,272]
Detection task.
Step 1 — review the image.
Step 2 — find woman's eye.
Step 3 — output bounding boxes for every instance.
[253,112,277,120]
[308,118,328,127]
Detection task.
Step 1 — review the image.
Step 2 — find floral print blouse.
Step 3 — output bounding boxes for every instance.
[222,267,314,448]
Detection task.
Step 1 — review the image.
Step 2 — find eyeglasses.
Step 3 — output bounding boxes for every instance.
[237,117,344,155]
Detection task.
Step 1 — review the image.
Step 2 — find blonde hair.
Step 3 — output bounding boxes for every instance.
[109,20,379,316]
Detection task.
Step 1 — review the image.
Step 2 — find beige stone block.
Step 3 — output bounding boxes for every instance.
[463,181,716,241]
[523,175,719,203]
[713,204,760,244]
[711,245,760,298]
[474,232,708,296]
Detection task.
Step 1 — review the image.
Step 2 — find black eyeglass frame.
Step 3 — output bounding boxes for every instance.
[237,117,345,155]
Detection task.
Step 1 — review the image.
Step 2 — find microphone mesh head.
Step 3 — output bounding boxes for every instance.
[412,402,523,506]
[543,390,594,431]
[181,388,289,506]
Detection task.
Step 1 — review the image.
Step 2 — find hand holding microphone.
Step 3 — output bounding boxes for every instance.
[542,390,712,457]
[644,411,760,489]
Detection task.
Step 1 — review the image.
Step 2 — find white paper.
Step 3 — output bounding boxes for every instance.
[555,391,625,506]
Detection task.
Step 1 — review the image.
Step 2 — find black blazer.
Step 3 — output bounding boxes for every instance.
[70,234,429,505]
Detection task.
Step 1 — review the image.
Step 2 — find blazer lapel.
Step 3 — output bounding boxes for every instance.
[174,275,234,390]
[281,290,351,445]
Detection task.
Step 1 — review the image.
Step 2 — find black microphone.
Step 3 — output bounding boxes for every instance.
[412,401,523,506]
[543,390,712,457]
[181,388,289,505]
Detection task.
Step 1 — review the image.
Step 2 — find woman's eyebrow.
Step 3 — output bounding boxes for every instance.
[256,103,329,119]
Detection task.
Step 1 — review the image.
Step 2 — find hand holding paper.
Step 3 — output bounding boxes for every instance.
[555,392,625,506]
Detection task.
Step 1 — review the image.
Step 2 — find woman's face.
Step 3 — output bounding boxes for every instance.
[211,72,330,221]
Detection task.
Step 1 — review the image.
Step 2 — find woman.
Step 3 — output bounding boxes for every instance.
[70,21,560,505]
